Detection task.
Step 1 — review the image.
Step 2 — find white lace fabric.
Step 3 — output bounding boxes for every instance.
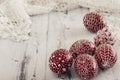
[25,0,120,15]
[0,0,31,41]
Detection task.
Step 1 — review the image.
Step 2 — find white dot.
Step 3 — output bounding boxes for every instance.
[81,60,85,64]
[62,68,66,71]
[53,55,55,58]
[53,63,56,66]
[62,60,65,63]
[50,60,52,63]
[58,64,61,67]
[58,57,61,60]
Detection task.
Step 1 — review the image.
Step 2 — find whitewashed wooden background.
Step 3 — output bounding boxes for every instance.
[0,8,120,80]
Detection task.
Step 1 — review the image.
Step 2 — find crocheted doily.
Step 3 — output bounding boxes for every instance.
[0,0,31,41]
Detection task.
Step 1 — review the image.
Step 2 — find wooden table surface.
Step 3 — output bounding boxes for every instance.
[0,8,120,80]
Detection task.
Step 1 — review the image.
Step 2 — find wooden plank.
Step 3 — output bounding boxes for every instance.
[45,12,73,80]
[0,40,28,80]
[26,14,48,80]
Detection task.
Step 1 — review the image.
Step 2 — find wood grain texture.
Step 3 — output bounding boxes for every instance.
[0,8,120,80]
